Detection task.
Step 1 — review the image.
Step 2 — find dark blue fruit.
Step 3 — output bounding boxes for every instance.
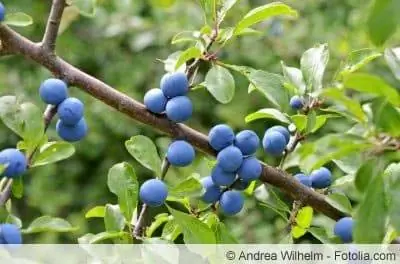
[262,131,286,156]
[334,217,354,243]
[216,146,243,172]
[310,167,332,189]
[201,176,222,203]
[294,173,312,187]
[0,224,22,245]
[144,88,167,114]
[219,191,244,216]
[139,179,168,207]
[160,72,189,98]
[165,96,193,123]
[166,140,195,167]
[57,97,84,125]
[232,179,251,191]
[234,130,260,155]
[211,165,236,187]
[238,157,262,182]
[0,148,27,178]
[290,95,304,110]
[56,118,88,142]
[208,124,235,151]
[39,78,68,105]
[268,125,290,144]
[0,2,5,22]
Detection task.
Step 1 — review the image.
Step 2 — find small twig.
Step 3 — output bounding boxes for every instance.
[286,200,303,231]
[42,0,66,52]
[0,179,13,206]
[279,133,304,169]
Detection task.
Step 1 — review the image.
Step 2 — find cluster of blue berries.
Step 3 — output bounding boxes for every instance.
[0,223,22,245]
[201,125,262,216]
[144,72,192,123]
[140,72,196,208]
[262,125,290,156]
[39,78,88,142]
[294,167,332,189]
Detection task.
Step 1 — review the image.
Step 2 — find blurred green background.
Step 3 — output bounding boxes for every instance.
[0,0,398,243]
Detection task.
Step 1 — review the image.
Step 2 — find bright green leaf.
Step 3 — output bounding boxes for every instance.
[384,47,400,81]
[169,176,204,198]
[326,193,352,215]
[175,47,202,70]
[295,206,313,229]
[281,61,306,94]
[85,206,106,218]
[163,51,186,73]
[104,204,125,232]
[23,216,78,234]
[308,227,332,244]
[371,99,400,137]
[171,31,199,45]
[340,49,382,77]
[11,177,23,199]
[125,136,161,176]
[162,219,182,241]
[245,108,290,124]
[205,65,235,104]
[31,141,75,167]
[386,163,400,231]
[4,12,33,27]
[300,43,329,92]
[355,157,387,193]
[107,162,139,222]
[291,225,307,239]
[78,231,127,244]
[213,222,238,244]
[149,0,176,8]
[67,0,97,17]
[234,2,298,35]
[146,213,170,237]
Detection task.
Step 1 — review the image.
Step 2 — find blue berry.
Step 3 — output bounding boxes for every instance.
[211,165,236,187]
[232,179,251,191]
[57,97,84,125]
[217,146,243,172]
[262,131,286,156]
[0,149,27,178]
[56,118,88,142]
[290,95,304,110]
[208,124,235,151]
[238,157,262,182]
[139,179,168,207]
[144,88,167,114]
[294,173,312,187]
[167,140,195,167]
[310,167,332,189]
[201,176,222,203]
[160,72,189,98]
[39,78,68,105]
[219,191,244,216]
[267,125,290,144]
[234,130,260,155]
[0,2,5,22]
[165,96,193,123]
[334,217,354,243]
[0,224,22,245]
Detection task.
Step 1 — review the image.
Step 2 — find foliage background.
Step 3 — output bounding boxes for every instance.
[0,0,399,243]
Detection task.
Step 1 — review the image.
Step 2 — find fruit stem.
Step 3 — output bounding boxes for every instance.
[0,178,13,206]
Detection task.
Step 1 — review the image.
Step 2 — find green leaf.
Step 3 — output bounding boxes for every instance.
[198,0,218,25]
[78,231,127,244]
[163,51,186,73]
[149,0,176,8]
[11,177,23,199]
[367,0,400,46]
[234,2,298,35]
[171,31,199,45]
[344,73,400,106]
[247,70,289,110]
[104,204,125,232]
[23,216,78,234]
[85,206,106,218]
[354,174,387,243]
[295,206,313,229]
[0,165,5,175]
[168,207,216,243]
[169,176,204,198]
[68,0,97,17]
[281,61,306,94]
[386,163,400,231]
[355,157,387,193]
[245,108,290,124]
[291,114,307,132]
[107,162,139,222]
[370,99,400,137]
[300,43,329,92]
[125,136,161,176]
[205,65,235,104]
[175,47,202,70]
[325,193,352,215]
[213,222,238,244]
[162,219,182,241]
[291,225,307,239]
[308,227,332,244]
[384,47,400,81]
[218,0,239,23]
[321,88,367,123]
[146,213,170,237]
[340,49,382,77]
[31,141,75,167]
[305,110,316,134]
[4,12,33,27]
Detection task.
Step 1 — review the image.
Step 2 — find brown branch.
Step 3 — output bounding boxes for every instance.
[0,25,346,221]
[42,0,66,52]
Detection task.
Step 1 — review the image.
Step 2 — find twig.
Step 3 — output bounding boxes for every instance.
[279,132,304,169]
[42,0,66,52]
[0,179,13,206]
